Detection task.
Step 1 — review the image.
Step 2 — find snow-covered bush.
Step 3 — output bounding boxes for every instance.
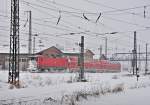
[61,94,76,105]
[112,75,119,79]
[112,83,124,93]
[45,78,52,86]
[99,83,111,95]
[67,76,73,83]
[8,84,14,89]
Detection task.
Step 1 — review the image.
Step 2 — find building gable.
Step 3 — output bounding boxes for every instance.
[100,54,107,60]
[85,49,94,56]
[37,46,63,58]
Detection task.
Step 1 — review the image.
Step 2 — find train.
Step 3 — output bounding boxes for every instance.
[28,55,121,73]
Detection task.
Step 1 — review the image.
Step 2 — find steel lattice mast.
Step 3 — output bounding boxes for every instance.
[80,36,84,80]
[78,36,85,81]
[8,0,20,86]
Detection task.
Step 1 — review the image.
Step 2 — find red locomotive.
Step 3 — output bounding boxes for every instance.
[29,55,121,73]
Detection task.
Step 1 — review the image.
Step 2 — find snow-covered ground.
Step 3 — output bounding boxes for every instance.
[79,87,150,105]
[0,70,150,105]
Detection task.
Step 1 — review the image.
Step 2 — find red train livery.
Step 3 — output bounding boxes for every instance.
[34,55,121,73]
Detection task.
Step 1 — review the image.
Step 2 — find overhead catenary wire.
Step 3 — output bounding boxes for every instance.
[0,12,150,45]
[0,15,149,49]
[0,0,149,52]
[82,0,150,18]
[0,13,82,32]
[0,1,149,58]
[0,27,148,55]
[0,26,133,50]
[34,0,150,16]
[20,0,150,30]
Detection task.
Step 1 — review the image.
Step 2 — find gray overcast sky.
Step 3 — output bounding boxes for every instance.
[0,0,150,58]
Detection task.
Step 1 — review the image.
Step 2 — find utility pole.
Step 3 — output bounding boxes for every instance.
[135,32,138,76]
[133,31,139,81]
[27,11,32,55]
[33,36,35,54]
[99,45,102,60]
[79,36,85,81]
[33,34,38,54]
[145,43,148,74]
[105,37,107,59]
[138,45,141,72]
[115,46,118,53]
[132,50,135,75]
[8,0,20,86]
[132,31,138,75]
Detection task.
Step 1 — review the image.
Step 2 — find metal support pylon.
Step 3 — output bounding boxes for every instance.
[8,0,20,86]
[78,36,86,82]
[132,31,138,75]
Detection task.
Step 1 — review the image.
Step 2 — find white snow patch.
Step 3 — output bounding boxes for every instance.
[0,71,150,105]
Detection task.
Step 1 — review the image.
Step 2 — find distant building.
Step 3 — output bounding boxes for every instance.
[37,46,94,61]
[0,46,95,71]
[37,46,63,58]
[84,49,95,61]
[0,53,29,71]
[100,54,107,60]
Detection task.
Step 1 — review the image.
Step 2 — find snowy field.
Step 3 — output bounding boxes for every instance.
[79,87,150,105]
[0,70,150,105]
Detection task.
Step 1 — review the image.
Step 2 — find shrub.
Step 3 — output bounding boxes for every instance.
[45,78,52,86]
[112,75,118,79]
[112,83,124,93]
[9,84,14,89]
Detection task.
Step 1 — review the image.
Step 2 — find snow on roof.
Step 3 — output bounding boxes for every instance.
[62,50,80,54]
[61,47,80,54]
